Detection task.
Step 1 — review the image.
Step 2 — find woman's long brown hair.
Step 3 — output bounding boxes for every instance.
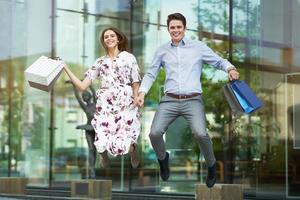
[100,27,128,52]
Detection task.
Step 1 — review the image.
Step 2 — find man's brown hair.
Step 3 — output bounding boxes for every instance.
[167,13,186,28]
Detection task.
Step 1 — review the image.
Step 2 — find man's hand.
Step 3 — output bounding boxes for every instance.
[136,92,145,107]
[228,69,239,81]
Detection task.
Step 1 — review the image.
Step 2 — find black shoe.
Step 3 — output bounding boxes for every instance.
[158,152,170,181]
[206,163,216,188]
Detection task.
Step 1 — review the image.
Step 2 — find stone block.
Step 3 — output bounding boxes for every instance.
[0,177,28,194]
[71,179,112,200]
[195,184,243,200]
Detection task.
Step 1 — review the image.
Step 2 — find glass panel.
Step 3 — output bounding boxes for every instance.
[131,23,162,192]
[140,0,229,192]
[55,6,135,190]
[198,0,229,35]
[144,0,160,25]
[22,92,51,187]
[161,0,199,30]
[145,0,201,31]
[139,21,166,192]
[57,0,131,21]
[54,10,98,186]
[291,0,300,68]
[1,0,300,198]
[251,0,299,199]
[0,0,11,60]
[232,0,261,64]
[233,0,300,199]
[0,0,53,187]
[57,0,84,11]
[196,0,233,190]
[286,73,300,197]
[94,0,131,18]
[0,66,9,177]
[232,0,261,197]
[293,48,300,67]
[260,0,300,69]
[60,0,131,17]
[21,0,53,187]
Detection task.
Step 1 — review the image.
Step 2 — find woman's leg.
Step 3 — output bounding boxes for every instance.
[100,151,109,168]
[130,143,139,168]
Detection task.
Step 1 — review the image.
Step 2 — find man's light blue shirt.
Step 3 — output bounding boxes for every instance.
[139,37,233,95]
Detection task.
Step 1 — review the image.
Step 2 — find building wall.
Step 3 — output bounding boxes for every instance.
[0,0,300,198]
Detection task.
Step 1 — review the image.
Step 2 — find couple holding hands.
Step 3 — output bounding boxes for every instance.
[64,13,239,188]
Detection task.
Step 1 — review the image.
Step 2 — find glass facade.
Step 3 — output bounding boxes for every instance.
[1,0,300,198]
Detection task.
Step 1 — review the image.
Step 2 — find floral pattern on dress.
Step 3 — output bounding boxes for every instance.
[85,51,141,156]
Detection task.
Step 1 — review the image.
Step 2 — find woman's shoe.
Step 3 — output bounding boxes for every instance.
[130,144,139,168]
[100,151,109,168]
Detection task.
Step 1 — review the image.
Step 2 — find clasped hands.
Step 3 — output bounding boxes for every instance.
[133,92,145,108]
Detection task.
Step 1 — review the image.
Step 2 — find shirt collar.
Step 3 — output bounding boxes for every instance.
[170,36,188,47]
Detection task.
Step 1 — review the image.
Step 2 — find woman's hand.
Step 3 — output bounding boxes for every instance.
[133,96,140,107]
[135,92,145,108]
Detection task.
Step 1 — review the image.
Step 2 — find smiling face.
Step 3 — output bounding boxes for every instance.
[103,29,119,50]
[168,20,186,45]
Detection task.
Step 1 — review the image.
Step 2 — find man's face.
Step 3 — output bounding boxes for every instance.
[168,20,186,44]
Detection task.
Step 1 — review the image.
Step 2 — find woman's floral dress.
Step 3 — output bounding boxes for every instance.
[85,51,141,156]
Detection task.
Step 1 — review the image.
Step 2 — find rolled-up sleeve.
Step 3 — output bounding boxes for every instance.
[200,42,233,72]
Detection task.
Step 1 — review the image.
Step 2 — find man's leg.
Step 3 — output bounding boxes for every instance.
[181,96,216,187]
[149,96,179,180]
[150,96,179,160]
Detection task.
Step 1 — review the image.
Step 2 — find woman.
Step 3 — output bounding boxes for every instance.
[63,27,141,168]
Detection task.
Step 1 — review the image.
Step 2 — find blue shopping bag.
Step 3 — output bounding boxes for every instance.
[230,80,263,113]
[222,83,244,116]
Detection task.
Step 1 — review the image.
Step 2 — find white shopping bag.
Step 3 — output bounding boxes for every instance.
[24,56,64,92]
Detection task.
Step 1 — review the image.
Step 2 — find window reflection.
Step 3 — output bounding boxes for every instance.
[1,0,300,198]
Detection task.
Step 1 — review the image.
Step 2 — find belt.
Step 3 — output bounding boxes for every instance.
[166,93,201,99]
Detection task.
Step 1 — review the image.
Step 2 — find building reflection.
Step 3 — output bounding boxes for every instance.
[0,0,300,199]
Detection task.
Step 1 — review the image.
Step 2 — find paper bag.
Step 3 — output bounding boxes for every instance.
[230,80,263,112]
[223,80,263,114]
[222,84,244,116]
[24,56,64,92]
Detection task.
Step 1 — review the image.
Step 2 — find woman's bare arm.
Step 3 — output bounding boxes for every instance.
[63,64,91,92]
[132,82,139,97]
[132,82,140,107]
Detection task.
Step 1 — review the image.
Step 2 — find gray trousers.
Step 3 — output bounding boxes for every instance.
[149,95,216,167]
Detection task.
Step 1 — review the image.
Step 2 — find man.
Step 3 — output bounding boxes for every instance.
[136,13,239,188]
